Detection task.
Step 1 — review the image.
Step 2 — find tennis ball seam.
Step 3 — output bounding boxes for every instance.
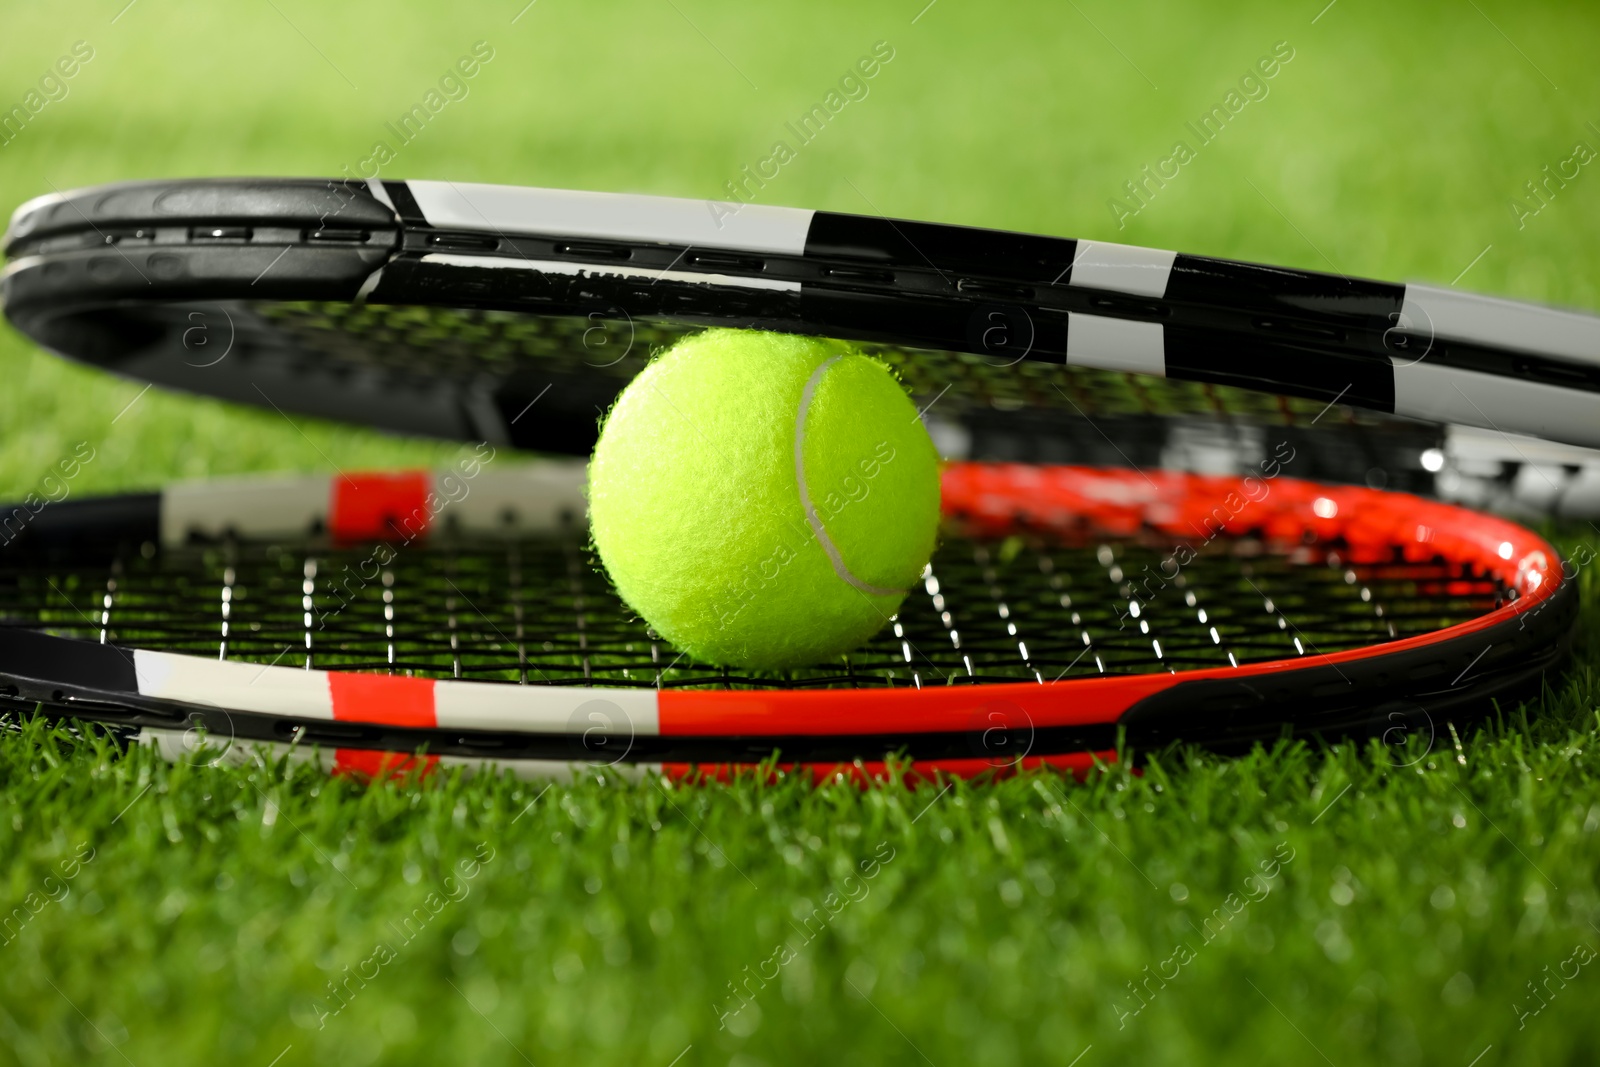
[793,354,902,598]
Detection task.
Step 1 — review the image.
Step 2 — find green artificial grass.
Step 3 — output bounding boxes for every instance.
[6,647,1600,1066]
[4,0,1600,1062]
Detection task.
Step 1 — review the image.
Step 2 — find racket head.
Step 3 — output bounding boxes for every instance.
[0,178,1583,781]
[0,461,1573,782]
[6,177,1600,504]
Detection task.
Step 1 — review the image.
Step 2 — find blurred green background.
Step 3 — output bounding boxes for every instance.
[3,0,1599,500]
[4,2,1600,1065]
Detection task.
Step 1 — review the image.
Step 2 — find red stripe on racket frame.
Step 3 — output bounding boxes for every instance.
[662,750,1112,786]
[658,678,1175,736]
[329,675,440,779]
[329,471,433,543]
[329,673,438,728]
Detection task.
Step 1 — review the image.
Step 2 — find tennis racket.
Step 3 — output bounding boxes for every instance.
[0,460,1572,781]
[5,176,1600,458]
[0,177,1584,779]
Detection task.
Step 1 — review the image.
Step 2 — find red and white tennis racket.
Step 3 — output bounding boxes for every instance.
[0,459,1571,781]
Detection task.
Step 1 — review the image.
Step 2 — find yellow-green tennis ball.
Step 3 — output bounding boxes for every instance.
[588,328,941,670]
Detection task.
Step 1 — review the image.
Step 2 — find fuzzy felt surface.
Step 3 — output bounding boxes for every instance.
[587,328,940,669]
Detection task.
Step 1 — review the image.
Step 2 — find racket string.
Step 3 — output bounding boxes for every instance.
[915,561,971,678]
[258,304,1447,482]
[563,543,592,682]
[0,529,1511,691]
[218,545,237,662]
[300,557,317,670]
[967,544,1042,683]
[444,550,462,680]
[99,559,120,646]
[505,544,531,685]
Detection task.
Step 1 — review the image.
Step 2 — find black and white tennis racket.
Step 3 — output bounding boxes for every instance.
[0,177,1585,779]
[6,177,1600,457]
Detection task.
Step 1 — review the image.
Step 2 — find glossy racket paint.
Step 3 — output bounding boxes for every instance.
[7,178,1600,466]
[0,462,1573,782]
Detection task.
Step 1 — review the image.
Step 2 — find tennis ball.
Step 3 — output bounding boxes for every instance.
[588,328,941,670]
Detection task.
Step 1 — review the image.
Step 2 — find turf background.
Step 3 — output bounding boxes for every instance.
[3,1,1600,1063]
